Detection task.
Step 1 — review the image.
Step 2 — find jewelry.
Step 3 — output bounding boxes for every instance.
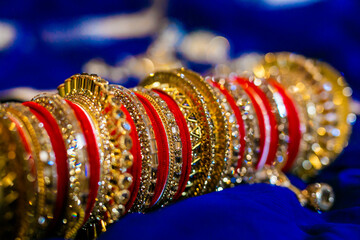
[225,78,260,182]
[108,84,157,212]
[234,77,279,170]
[0,109,35,239]
[207,77,245,188]
[243,76,291,170]
[267,79,302,172]
[120,105,142,213]
[254,52,354,179]
[133,87,183,207]
[58,74,133,237]
[141,71,212,197]
[4,103,57,238]
[31,93,89,239]
[255,165,334,212]
[173,68,230,194]
[151,89,192,201]
[23,101,68,235]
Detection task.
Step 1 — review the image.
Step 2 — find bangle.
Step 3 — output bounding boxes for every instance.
[134,91,169,208]
[141,71,212,197]
[255,52,354,179]
[225,78,260,181]
[243,76,291,169]
[65,100,100,225]
[235,77,279,170]
[207,77,246,188]
[121,105,142,213]
[108,84,157,212]
[58,74,133,236]
[23,101,68,234]
[134,87,183,207]
[152,89,192,201]
[267,79,302,172]
[173,68,230,194]
[4,103,57,238]
[31,93,90,239]
[0,109,34,239]
[254,53,316,178]
[313,61,353,163]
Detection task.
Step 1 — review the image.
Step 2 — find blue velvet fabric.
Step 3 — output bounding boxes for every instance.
[0,0,359,239]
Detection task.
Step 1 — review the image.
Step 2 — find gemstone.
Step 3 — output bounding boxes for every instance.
[120,135,133,150]
[120,151,133,169]
[118,173,133,189]
[122,121,131,132]
[113,109,125,120]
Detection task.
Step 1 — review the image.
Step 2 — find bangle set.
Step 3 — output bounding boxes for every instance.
[0,52,355,239]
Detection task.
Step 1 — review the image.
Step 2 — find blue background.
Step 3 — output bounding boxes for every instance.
[1,0,359,239]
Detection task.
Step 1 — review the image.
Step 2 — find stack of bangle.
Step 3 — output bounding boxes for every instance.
[0,53,355,239]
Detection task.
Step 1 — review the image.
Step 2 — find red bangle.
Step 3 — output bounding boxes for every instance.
[235,77,279,169]
[8,115,35,173]
[135,93,169,207]
[208,81,246,172]
[121,105,142,213]
[65,100,100,223]
[152,89,192,201]
[23,101,68,227]
[267,79,302,172]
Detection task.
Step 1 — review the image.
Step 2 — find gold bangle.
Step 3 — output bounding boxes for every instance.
[214,77,260,183]
[254,52,353,179]
[206,77,241,189]
[141,71,212,197]
[0,109,35,239]
[173,68,230,193]
[31,93,89,238]
[248,76,289,169]
[4,103,57,238]
[313,61,354,158]
[58,74,133,235]
[108,84,157,212]
[133,87,183,207]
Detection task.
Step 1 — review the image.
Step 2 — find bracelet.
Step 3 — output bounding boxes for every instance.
[152,89,192,201]
[224,77,260,182]
[108,84,157,212]
[235,77,279,170]
[134,91,170,208]
[134,87,183,207]
[254,52,353,179]
[244,76,290,169]
[121,105,142,213]
[58,74,133,237]
[4,103,57,238]
[65,100,100,225]
[141,71,213,197]
[174,68,230,194]
[31,93,89,238]
[0,109,35,239]
[207,77,245,189]
[267,79,302,172]
[313,61,353,163]
[23,101,68,234]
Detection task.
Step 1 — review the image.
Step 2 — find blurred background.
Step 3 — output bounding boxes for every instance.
[0,0,359,99]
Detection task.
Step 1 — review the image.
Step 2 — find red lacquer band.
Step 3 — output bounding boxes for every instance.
[8,115,35,175]
[122,105,142,213]
[23,101,68,227]
[268,79,302,172]
[209,81,246,171]
[135,92,169,207]
[235,77,279,169]
[65,100,100,223]
[152,89,192,201]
